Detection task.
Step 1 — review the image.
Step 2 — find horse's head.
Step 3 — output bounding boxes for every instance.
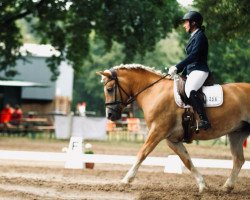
[97,64,169,121]
[97,69,130,121]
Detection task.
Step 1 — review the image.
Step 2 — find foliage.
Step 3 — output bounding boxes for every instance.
[84,150,94,154]
[134,31,184,70]
[195,0,250,40]
[72,33,124,116]
[84,143,94,154]
[208,38,250,83]
[0,0,181,80]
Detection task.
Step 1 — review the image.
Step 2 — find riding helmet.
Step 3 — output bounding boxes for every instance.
[182,11,203,27]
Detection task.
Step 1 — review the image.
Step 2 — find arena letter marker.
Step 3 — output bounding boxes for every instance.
[64,137,84,169]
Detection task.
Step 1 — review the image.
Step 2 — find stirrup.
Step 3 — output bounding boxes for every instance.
[191,120,211,133]
[198,120,211,130]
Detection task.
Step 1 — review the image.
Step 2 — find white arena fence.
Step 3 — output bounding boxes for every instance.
[54,115,148,141]
[0,150,250,173]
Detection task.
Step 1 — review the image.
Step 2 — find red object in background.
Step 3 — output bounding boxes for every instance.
[243,139,247,148]
[0,107,13,123]
[11,108,23,125]
[127,118,140,132]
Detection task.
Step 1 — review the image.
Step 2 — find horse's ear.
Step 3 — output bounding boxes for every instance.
[96,71,111,77]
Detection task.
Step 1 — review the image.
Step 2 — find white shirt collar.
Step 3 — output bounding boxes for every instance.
[191,29,199,38]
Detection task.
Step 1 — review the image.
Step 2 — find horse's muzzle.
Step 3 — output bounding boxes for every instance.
[106,107,122,121]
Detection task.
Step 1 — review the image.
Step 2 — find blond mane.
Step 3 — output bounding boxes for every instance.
[112,64,165,76]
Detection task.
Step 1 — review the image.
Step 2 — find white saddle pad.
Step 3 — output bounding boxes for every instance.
[174,77,223,108]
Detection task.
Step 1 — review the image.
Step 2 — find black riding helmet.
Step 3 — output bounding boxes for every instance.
[182,11,203,27]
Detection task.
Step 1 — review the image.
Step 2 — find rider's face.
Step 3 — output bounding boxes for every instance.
[183,20,190,32]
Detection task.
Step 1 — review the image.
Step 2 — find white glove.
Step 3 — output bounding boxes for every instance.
[168,66,177,78]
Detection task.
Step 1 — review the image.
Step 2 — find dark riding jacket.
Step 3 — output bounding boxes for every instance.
[176,29,209,75]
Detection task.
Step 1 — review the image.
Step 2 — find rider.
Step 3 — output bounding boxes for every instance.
[168,11,211,130]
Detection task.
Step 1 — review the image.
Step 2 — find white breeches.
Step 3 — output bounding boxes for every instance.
[185,70,209,98]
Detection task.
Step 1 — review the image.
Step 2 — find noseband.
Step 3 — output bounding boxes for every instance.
[104,68,168,108]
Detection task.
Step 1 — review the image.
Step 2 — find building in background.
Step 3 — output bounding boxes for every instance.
[0,44,74,114]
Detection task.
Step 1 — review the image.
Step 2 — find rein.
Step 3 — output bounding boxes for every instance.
[104,68,169,107]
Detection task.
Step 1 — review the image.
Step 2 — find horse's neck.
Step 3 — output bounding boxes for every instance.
[121,69,172,108]
[121,69,159,96]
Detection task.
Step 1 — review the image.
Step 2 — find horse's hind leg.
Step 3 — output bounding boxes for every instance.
[166,140,207,193]
[223,124,250,192]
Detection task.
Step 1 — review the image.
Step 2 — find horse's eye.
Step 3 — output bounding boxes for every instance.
[107,87,113,93]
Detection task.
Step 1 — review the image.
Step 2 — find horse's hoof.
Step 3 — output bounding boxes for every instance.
[121,178,130,184]
[199,185,209,193]
[222,185,234,193]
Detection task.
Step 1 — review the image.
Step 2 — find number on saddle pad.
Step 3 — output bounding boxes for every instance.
[202,85,223,107]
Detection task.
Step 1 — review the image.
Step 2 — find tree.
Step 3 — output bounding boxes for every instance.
[72,33,124,116]
[195,0,250,40]
[208,38,250,83]
[0,0,181,80]
[134,31,184,69]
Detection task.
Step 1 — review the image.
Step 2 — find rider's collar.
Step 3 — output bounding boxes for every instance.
[190,28,199,38]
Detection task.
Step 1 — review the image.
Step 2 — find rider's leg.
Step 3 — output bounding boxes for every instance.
[189,90,211,130]
[185,70,209,98]
[185,70,211,130]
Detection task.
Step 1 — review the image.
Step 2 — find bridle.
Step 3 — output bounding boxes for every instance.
[104,69,130,108]
[104,68,169,108]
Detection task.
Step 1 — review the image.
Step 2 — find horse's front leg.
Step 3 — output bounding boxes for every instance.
[121,127,163,184]
[166,140,208,193]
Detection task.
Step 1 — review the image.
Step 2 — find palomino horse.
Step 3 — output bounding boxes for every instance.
[97,64,250,193]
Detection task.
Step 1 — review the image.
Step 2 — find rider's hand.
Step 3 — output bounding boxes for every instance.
[168,66,177,78]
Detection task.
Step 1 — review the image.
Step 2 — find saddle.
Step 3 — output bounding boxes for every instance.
[174,73,223,143]
[175,73,221,107]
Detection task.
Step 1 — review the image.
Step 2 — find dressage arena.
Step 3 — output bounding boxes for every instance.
[0,137,250,200]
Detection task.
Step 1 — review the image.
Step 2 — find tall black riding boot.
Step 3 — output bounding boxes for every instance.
[189,90,211,130]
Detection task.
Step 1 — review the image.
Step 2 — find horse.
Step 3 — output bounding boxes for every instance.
[97,64,250,193]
